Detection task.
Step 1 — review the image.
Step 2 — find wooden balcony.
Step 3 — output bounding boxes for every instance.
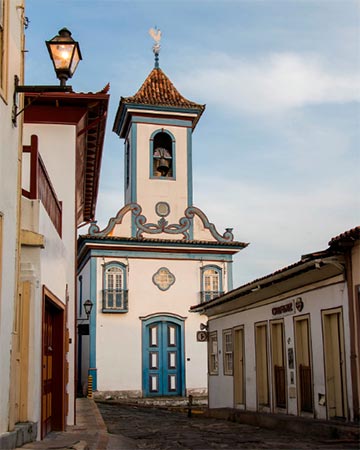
[22,135,62,237]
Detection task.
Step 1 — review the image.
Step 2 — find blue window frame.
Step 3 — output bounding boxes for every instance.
[201,265,223,302]
[102,261,128,313]
[150,129,176,179]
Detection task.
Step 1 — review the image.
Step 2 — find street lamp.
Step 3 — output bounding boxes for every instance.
[12,27,82,125]
[46,27,82,86]
[83,299,93,320]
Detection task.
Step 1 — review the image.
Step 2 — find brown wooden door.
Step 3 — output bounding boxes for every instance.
[42,303,53,437]
[42,293,65,438]
[234,328,245,406]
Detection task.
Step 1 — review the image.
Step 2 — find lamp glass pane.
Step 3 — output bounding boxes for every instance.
[70,46,81,75]
[49,43,74,70]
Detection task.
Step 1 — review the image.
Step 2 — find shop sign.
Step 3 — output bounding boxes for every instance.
[272,300,294,317]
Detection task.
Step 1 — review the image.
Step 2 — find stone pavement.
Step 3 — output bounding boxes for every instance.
[97,401,360,450]
[16,398,134,450]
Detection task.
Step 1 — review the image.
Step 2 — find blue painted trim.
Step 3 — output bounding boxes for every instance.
[132,115,192,128]
[124,102,203,116]
[88,203,236,243]
[89,257,97,389]
[187,128,194,239]
[187,127,193,208]
[88,248,234,262]
[227,261,233,291]
[201,264,223,293]
[141,315,186,397]
[77,248,234,273]
[131,125,137,237]
[152,267,176,291]
[103,260,128,290]
[149,129,176,180]
[124,140,130,200]
[79,275,83,316]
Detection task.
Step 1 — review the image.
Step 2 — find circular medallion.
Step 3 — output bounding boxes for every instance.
[155,202,170,217]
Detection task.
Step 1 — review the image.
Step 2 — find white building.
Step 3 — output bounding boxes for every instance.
[19,89,108,440]
[191,226,360,422]
[0,0,26,446]
[77,59,247,398]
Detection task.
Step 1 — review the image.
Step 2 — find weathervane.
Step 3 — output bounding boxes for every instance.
[149,27,162,68]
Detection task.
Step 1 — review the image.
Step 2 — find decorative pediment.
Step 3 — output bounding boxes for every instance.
[88,203,235,243]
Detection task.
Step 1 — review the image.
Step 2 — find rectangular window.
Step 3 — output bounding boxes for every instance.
[208,331,218,375]
[223,329,233,375]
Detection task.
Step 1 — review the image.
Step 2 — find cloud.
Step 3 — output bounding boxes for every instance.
[193,174,359,285]
[177,53,360,115]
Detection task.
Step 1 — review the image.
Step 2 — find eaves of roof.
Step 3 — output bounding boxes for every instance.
[190,250,344,314]
[78,234,248,250]
[24,88,109,222]
[328,225,360,248]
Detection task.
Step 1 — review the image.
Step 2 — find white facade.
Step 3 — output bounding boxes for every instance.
[0,0,25,441]
[78,64,246,398]
[195,240,359,422]
[18,90,108,440]
[21,124,77,432]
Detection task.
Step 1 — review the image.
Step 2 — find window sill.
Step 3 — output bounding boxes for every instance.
[102,309,128,314]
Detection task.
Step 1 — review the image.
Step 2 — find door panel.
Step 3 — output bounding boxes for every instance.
[234,328,245,406]
[294,317,313,413]
[42,304,53,437]
[322,310,346,418]
[144,319,183,396]
[271,321,286,410]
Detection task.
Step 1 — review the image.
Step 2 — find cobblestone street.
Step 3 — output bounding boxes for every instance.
[97,402,359,450]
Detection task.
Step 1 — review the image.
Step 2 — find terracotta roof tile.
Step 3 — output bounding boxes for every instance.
[78,234,247,248]
[329,226,360,245]
[122,68,205,111]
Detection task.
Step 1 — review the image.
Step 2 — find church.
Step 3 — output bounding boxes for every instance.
[77,37,247,398]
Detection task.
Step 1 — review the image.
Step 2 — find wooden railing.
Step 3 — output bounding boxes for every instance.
[22,135,62,237]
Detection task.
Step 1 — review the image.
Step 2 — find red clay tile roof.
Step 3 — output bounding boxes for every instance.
[122,68,205,111]
[329,226,360,247]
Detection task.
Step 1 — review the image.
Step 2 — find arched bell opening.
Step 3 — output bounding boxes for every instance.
[153,132,173,177]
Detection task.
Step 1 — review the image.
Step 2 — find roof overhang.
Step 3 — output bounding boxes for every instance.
[190,254,345,316]
[113,101,205,138]
[24,91,109,223]
[77,235,246,267]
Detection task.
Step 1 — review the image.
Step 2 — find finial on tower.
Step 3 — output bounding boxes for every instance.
[149,27,162,68]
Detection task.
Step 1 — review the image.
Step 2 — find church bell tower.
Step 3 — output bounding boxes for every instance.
[113,31,205,230]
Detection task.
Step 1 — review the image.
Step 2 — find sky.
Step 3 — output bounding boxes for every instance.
[25,0,360,287]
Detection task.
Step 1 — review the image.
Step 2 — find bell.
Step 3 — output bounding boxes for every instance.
[157,157,170,176]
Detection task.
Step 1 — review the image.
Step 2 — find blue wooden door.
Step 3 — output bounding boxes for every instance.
[143,318,184,396]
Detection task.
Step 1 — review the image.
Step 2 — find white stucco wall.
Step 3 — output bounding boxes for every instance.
[0,0,24,435]
[22,124,77,426]
[208,280,353,420]
[82,254,231,395]
[135,123,189,225]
